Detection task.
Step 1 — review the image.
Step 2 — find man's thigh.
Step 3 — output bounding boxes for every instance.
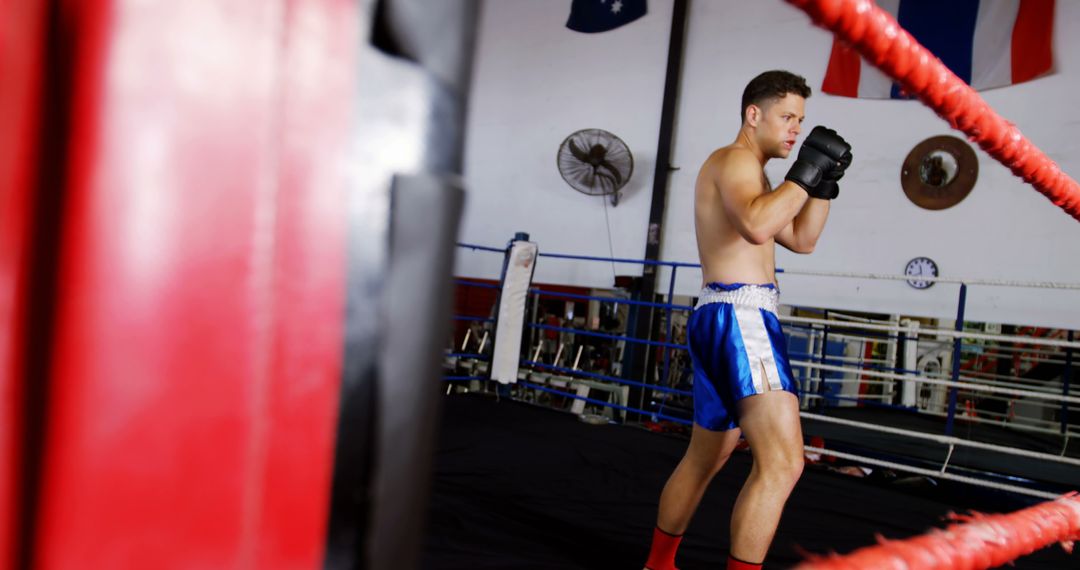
[736,391,803,458]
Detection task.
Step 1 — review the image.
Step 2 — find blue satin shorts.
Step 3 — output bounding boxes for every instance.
[687,282,798,431]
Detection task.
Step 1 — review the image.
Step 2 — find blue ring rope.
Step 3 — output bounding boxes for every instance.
[521,360,692,396]
[531,288,694,311]
[456,242,506,253]
[453,315,495,323]
[528,323,688,351]
[454,279,501,290]
[518,381,692,425]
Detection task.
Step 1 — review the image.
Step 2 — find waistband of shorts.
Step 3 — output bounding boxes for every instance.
[694,282,779,314]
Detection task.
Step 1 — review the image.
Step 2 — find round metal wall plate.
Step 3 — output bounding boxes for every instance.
[900,135,978,210]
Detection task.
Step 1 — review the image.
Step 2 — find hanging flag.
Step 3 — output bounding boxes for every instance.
[566,0,648,33]
[822,0,1054,99]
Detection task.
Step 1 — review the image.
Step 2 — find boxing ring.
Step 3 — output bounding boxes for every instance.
[439,238,1079,568]
[434,1,1080,568]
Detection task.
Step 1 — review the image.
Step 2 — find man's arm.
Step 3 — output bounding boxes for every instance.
[715,150,809,245]
[775,198,829,253]
[776,125,852,253]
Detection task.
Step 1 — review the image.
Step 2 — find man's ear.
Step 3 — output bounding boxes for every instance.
[745,104,760,127]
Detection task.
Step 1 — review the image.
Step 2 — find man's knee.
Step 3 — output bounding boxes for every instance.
[680,448,733,480]
[786,453,805,481]
[757,452,803,488]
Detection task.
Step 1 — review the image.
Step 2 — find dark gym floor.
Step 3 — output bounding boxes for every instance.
[422,394,1078,569]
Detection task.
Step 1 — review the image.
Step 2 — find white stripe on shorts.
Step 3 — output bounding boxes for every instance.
[733,306,783,393]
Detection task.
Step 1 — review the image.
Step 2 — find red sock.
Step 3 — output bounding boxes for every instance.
[727,554,763,569]
[644,527,682,570]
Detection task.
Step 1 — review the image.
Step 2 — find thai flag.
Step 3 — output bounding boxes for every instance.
[822,0,1054,99]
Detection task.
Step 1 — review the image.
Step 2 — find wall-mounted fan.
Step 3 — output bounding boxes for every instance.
[556,128,634,206]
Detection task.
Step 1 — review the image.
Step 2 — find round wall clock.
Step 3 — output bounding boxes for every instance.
[904,257,939,289]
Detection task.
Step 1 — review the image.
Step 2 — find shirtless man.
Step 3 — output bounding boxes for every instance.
[643,70,852,570]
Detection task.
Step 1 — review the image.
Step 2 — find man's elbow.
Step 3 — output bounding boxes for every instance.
[743,227,772,246]
[795,237,818,254]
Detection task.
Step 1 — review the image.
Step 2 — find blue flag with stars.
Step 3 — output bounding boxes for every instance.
[566,0,647,33]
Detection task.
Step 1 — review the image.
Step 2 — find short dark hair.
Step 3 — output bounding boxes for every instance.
[740,70,811,122]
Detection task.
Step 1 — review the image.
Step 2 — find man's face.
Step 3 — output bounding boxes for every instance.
[752,93,805,159]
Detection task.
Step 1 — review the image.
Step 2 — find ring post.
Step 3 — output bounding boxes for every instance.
[1063,330,1074,435]
[817,311,830,409]
[661,267,678,397]
[492,231,533,398]
[945,283,968,436]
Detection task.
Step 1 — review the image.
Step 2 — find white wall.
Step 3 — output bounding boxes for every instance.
[457,0,673,287]
[460,0,1080,329]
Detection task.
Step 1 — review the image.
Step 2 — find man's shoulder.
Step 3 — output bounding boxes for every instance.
[701,146,762,189]
[704,145,758,170]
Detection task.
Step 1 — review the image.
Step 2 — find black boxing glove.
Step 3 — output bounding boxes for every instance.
[813,149,853,199]
[785,126,852,199]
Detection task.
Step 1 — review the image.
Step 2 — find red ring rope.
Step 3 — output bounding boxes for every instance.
[795,493,1080,569]
[787,0,1080,221]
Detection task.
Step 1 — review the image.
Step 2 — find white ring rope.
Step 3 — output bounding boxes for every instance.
[915,408,1080,439]
[800,394,1079,438]
[793,360,1080,404]
[782,315,1080,350]
[780,268,1080,290]
[801,412,1080,468]
[832,367,1066,395]
[802,446,1060,500]
[961,369,1069,386]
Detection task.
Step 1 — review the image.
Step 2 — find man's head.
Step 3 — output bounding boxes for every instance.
[741,70,811,159]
